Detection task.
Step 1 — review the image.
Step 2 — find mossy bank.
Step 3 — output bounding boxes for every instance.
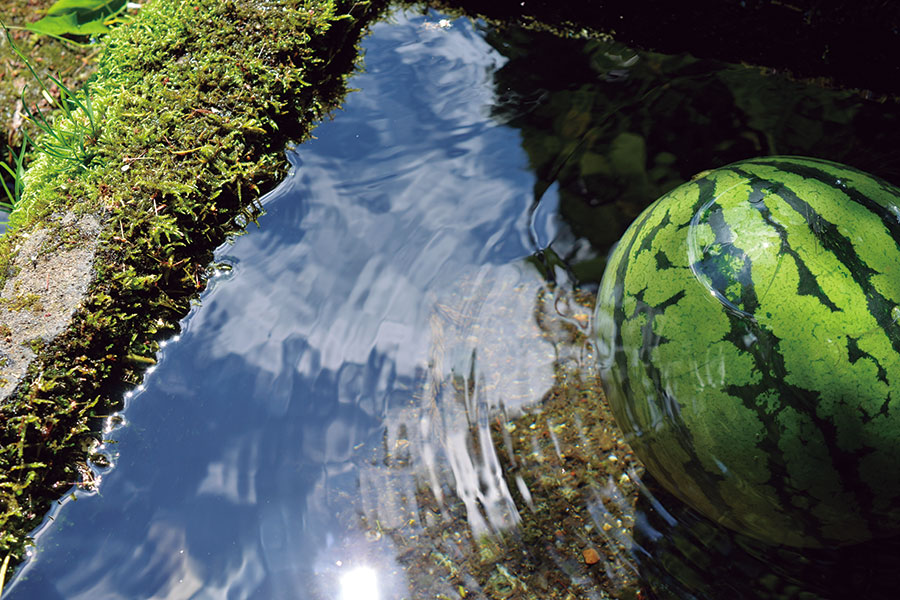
[0,0,387,571]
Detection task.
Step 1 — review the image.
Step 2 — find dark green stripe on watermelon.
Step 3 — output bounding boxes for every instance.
[595,156,900,547]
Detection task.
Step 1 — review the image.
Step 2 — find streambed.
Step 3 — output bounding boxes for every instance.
[6,8,900,600]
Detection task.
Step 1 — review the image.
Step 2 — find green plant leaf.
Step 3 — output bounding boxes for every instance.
[26,0,127,37]
[43,0,125,14]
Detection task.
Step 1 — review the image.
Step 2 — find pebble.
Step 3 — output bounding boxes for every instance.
[582,547,601,565]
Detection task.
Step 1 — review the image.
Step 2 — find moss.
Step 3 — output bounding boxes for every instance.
[0,293,43,313]
[0,0,388,572]
[22,337,42,354]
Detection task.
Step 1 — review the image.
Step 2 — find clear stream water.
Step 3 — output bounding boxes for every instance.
[6,9,900,600]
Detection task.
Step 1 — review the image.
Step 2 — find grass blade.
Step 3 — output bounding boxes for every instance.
[0,552,10,596]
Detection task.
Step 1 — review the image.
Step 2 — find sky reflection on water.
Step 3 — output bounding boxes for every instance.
[6,11,560,600]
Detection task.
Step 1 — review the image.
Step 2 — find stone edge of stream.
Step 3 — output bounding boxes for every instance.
[0,0,388,569]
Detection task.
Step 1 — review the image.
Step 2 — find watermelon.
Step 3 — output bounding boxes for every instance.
[593,156,900,548]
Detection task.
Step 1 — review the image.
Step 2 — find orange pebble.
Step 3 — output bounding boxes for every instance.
[582,548,601,565]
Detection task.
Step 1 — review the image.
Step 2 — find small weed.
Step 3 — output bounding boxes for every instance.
[0,553,9,597]
[2,22,102,171]
[0,140,27,212]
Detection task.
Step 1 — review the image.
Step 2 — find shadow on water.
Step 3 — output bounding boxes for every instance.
[6,8,900,600]
[484,24,900,286]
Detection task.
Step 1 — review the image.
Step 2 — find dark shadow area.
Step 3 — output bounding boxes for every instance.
[477,23,900,284]
[428,0,900,97]
[636,476,900,600]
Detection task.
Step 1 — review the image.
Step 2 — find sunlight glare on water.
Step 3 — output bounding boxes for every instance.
[339,566,380,600]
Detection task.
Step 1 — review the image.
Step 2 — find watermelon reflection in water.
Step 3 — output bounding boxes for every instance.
[594,156,900,549]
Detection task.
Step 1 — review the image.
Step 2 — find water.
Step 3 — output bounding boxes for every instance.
[7,8,900,600]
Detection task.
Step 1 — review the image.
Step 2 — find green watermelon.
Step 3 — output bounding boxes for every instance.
[594,156,900,548]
